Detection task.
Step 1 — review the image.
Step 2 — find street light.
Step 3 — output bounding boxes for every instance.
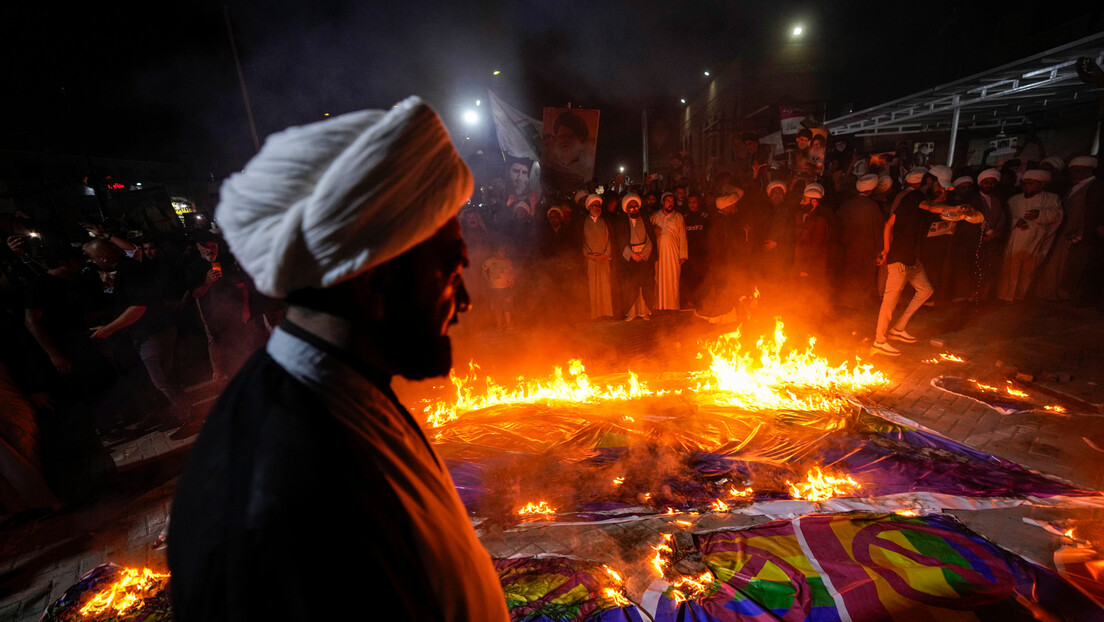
[492,70,501,76]
[462,109,479,126]
[792,25,804,37]
[703,70,710,77]
[680,98,687,104]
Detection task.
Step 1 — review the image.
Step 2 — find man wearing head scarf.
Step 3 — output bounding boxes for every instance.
[1036,156,1102,301]
[702,191,752,315]
[650,192,689,310]
[167,99,510,622]
[582,193,615,318]
[915,165,960,305]
[613,193,657,321]
[951,169,1009,301]
[793,183,831,289]
[761,181,798,283]
[997,169,1063,301]
[837,174,885,309]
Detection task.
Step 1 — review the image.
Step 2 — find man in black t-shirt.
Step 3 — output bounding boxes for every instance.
[872,168,951,356]
[84,238,191,423]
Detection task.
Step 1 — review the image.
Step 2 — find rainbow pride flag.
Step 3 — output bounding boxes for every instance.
[658,513,1104,621]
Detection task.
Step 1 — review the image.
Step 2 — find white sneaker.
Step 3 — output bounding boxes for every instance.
[872,341,902,356]
[888,328,917,343]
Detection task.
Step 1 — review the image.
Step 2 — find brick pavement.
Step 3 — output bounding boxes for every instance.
[3,299,1103,620]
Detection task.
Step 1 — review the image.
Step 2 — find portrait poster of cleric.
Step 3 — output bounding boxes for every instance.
[539,107,600,195]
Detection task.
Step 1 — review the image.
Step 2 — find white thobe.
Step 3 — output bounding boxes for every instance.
[998,191,1062,301]
[650,209,688,310]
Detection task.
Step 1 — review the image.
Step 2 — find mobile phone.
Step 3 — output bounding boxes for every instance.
[211,262,222,273]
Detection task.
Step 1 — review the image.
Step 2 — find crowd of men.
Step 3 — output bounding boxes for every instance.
[457,142,1103,357]
[0,217,275,515]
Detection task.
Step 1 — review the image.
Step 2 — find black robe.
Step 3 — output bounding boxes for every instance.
[168,324,508,621]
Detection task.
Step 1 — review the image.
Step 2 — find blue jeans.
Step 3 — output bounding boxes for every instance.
[135,328,190,422]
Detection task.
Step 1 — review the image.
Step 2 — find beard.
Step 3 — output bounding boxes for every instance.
[374,311,454,381]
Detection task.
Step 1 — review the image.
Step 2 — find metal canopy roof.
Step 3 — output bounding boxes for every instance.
[826,31,1104,137]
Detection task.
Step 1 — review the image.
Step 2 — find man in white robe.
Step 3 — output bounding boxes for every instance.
[998,169,1063,301]
[650,192,688,310]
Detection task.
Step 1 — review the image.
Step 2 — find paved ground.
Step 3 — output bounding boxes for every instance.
[2,297,1103,620]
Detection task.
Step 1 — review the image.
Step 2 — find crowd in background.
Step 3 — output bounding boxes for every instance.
[457,132,1103,337]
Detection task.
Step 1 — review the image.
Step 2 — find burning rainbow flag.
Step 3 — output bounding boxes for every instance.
[655,513,1104,621]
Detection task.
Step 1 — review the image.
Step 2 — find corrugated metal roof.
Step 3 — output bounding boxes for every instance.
[826,31,1104,136]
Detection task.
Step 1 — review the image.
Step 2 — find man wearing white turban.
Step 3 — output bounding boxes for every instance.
[1036,156,1102,300]
[168,98,510,621]
[583,194,615,318]
[837,175,885,308]
[998,169,1063,301]
[651,191,689,310]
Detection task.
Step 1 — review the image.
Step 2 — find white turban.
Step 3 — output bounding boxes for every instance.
[621,193,641,212]
[1041,156,1065,171]
[765,181,787,195]
[876,175,893,192]
[1023,169,1051,183]
[715,191,743,210]
[803,183,825,199]
[953,176,974,187]
[585,193,602,208]
[514,201,533,218]
[978,168,1001,183]
[574,189,589,205]
[856,174,879,192]
[1070,156,1098,169]
[216,97,472,298]
[905,167,928,184]
[929,165,954,189]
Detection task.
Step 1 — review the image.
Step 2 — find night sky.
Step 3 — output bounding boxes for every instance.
[3,1,1101,180]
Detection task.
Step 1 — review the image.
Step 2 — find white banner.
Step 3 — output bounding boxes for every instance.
[488,90,543,162]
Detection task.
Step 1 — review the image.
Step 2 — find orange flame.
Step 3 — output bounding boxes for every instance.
[710,498,729,512]
[613,476,625,487]
[602,565,624,584]
[425,359,658,427]
[939,353,966,363]
[787,467,862,502]
[78,567,170,617]
[674,520,693,527]
[516,501,556,516]
[651,533,675,577]
[727,486,754,498]
[695,319,887,413]
[1045,405,1067,413]
[602,587,633,607]
[667,571,715,603]
[423,318,887,428]
[1005,384,1030,398]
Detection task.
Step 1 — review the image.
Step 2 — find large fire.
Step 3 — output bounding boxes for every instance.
[420,319,886,521]
[425,319,885,427]
[78,567,170,618]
